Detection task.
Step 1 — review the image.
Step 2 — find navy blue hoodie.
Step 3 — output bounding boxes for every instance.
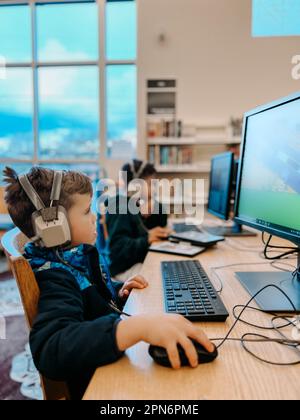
[24,243,125,400]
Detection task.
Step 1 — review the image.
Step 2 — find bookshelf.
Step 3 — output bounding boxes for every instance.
[156,163,211,173]
[148,137,241,146]
[145,79,241,215]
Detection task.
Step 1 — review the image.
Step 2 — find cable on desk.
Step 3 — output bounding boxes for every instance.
[271,315,300,344]
[226,238,263,253]
[232,305,291,330]
[211,260,298,327]
[240,333,300,366]
[262,232,299,250]
[210,260,284,296]
[262,233,299,260]
[225,238,297,262]
[226,233,298,259]
[210,284,300,366]
[270,259,297,272]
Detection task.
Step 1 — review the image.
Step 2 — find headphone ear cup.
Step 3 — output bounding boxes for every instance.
[32,206,71,248]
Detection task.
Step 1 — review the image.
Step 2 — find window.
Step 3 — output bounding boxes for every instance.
[38,66,99,160]
[0,5,31,63]
[106,65,137,159]
[0,68,33,160]
[36,2,99,62]
[0,0,137,183]
[252,0,300,37]
[106,0,137,158]
[106,0,136,60]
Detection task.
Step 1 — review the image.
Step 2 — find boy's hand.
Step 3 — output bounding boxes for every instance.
[118,275,149,300]
[116,313,215,369]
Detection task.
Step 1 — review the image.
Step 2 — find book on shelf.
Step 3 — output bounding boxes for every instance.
[148,145,156,165]
[159,146,193,166]
[147,119,182,139]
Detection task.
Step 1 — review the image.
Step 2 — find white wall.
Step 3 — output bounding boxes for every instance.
[137,0,300,159]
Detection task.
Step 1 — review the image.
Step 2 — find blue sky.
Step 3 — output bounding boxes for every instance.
[253,0,300,37]
[0,1,136,161]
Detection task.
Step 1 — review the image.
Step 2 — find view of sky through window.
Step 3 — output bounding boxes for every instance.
[0,0,137,180]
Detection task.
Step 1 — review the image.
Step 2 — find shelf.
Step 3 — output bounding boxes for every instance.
[148,137,240,146]
[146,114,176,119]
[156,163,211,173]
[147,88,176,93]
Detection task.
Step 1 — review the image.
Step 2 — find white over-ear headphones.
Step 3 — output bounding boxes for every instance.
[18,171,71,248]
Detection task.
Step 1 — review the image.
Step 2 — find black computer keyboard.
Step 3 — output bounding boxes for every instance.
[173,223,202,233]
[161,260,229,322]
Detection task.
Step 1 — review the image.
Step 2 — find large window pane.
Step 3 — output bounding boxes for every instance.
[106,65,136,159]
[38,66,99,160]
[0,5,31,63]
[106,0,136,60]
[37,2,98,62]
[252,0,300,37]
[0,68,33,159]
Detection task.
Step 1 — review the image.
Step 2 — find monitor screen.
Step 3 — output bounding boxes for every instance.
[235,92,300,245]
[208,152,234,220]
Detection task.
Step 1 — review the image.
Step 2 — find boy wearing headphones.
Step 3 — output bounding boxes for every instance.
[3,166,213,400]
[106,160,172,281]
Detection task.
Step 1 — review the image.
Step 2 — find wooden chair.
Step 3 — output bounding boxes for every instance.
[1,228,70,400]
[0,186,8,214]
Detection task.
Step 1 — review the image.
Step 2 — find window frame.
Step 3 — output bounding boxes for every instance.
[0,0,137,171]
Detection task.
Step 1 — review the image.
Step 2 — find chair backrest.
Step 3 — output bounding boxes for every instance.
[1,228,70,400]
[0,186,8,214]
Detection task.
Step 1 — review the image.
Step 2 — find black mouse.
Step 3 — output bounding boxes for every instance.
[149,340,218,368]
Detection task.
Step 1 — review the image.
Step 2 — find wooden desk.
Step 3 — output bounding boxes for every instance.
[84,233,300,400]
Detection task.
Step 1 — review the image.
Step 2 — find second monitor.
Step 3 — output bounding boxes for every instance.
[204,152,256,237]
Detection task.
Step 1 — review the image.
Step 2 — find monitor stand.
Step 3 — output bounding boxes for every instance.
[236,250,300,312]
[205,221,257,238]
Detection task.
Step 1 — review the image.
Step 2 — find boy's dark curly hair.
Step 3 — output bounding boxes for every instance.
[3,166,93,238]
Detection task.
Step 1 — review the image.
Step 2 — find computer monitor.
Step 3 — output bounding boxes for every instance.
[235,91,300,312]
[208,152,233,220]
[206,152,256,237]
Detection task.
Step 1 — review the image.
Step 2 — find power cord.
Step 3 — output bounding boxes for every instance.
[210,260,297,296]
[262,232,299,250]
[226,238,263,253]
[262,233,299,260]
[210,284,300,366]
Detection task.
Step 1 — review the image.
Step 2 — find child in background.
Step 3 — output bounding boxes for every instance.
[106,159,172,281]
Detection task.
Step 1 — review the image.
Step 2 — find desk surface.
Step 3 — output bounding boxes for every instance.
[84,225,300,400]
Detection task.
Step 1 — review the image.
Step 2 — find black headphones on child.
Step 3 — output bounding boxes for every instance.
[127,161,148,207]
[128,160,147,181]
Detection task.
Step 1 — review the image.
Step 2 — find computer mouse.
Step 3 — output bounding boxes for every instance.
[149,340,218,368]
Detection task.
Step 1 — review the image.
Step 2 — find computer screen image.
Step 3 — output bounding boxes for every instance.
[236,94,300,241]
[205,152,256,237]
[235,92,300,312]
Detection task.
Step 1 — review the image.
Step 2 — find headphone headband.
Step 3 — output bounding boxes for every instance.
[50,171,63,203]
[18,174,46,212]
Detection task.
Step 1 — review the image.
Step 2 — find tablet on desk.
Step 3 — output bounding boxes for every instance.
[149,241,206,257]
[169,231,224,247]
